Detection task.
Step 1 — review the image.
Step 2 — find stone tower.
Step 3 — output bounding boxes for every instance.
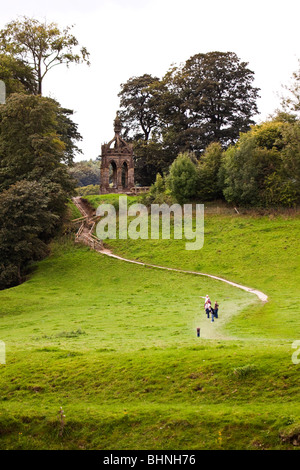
[100,114,134,194]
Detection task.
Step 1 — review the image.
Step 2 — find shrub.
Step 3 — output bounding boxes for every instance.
[140,173,173,206]
[76,184,100,196]
[197,142,224,201]
[168,152,198,204]
[221,118,300,207]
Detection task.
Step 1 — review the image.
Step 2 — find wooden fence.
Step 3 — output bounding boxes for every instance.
[73,199,103,251]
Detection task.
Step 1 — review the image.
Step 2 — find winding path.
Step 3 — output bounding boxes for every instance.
[72,197,268,303]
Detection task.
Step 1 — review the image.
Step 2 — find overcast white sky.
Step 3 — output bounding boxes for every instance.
[1,0,300,161]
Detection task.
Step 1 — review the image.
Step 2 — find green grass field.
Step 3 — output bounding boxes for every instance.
[0,196,299,449]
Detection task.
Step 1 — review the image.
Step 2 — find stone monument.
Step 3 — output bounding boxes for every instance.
[100,114,134,194]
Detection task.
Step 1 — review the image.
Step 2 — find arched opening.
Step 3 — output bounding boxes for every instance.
[109,160,117,188]
[122,161,128,188]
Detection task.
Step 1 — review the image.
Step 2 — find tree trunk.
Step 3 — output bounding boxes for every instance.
[38,60,42,95]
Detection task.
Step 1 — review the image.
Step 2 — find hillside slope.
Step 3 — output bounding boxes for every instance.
[0,202,299,449]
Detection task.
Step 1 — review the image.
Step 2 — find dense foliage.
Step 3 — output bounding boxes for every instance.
[0,94,76,192]
[118,51,260,185]
[0,93,80,288]
[221,117,300,206]
[196,142,223,201]
[168,152,199,204]
[0,181,58,289]
[68,159,100,187]
[147,115,300,208]
[159,52,260,152]
[0,53,37,95]
[0,15,87,289]
[75,184,100,196]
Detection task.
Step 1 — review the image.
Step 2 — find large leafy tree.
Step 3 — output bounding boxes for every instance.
[118,74,160,141]
[0,93,76,209]
[0,16,90,95]
[118,74,181,184]
[118,74,168,184]
[132,139,172,186]
[0,17,88,290]
[0,180,58,289]
[161,51,260,154]
[55,103,83,164]
[118,52,260,185]
[0,93,80,290]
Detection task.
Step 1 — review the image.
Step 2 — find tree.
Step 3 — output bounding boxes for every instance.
[0,16,90,95]
[277,118,300,205]
[0,93,77,213]
[118,74,160,141]
[68,159,100,187]
[0,93,82,290]
[118,74,182,185]
[221,118,300,206]
[0,53,37,95]
[133,138,175,186]
[118,52,260,187]
[168,152,198,203]
[161,52,260,154]
[197,142,223,200]
[280,59,300,115]
[0,180,58,289]
[55,103,83,164]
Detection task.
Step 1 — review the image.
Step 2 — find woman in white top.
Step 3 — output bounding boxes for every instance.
[204,295,211,318]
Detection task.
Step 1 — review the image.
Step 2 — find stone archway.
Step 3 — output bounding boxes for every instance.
[109,160,117,188]
[121,161,128,189]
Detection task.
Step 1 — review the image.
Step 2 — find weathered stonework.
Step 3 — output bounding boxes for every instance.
[100,115,134,194]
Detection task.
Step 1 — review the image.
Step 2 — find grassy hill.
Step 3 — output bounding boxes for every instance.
[0,197,299,449]
[87,196,300,341]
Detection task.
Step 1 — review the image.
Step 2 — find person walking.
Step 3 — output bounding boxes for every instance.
[210,305,215,322]
[214,301,219,319]
[204,295,211,318]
